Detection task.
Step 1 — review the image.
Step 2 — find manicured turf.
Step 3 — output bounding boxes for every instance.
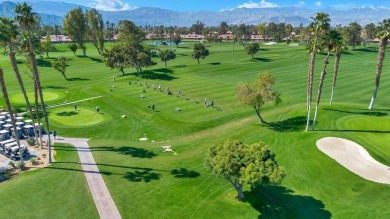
[10,90,65,104]
[49,106,112,127]
[0,41,389,218]
[0,143,99,218]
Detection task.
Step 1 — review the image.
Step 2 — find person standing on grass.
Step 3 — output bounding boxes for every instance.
[152,104,155,111]
[74,104,77,110]
[53,130,57,140]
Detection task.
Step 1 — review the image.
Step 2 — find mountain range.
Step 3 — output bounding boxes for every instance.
[0,0,389,27]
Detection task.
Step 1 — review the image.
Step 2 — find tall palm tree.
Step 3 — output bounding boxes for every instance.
[329,32,347,105]
[305,12,330,131]
[0,68,23,164]
[15,2,53,163]
[368,19,390,109]
[0,17,40,146]
[312,30,341,130]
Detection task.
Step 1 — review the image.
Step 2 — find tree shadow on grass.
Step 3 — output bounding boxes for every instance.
[66,77,90,81]
[36,59,52,67]
[324,108,387,117]
[123,169,160,182]
[209,62,221,65]
[89,57,103,63]
[170,168,200,178]
[245,185,332,219]
[353,47,377,53]
[140,70,177,81]
[115,146,157,159]
[42,85,67,89]
[315,129,390,134]
[266,116,306,132]
[252,57,272,62]
[56,111,78,116]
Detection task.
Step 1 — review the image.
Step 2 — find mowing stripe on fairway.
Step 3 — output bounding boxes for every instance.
[47,95,103,108]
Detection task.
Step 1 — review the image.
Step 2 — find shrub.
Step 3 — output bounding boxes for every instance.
[26,137,36,146]
[16,161,26,171]
[30,158,37,166]
[8,161,16,168]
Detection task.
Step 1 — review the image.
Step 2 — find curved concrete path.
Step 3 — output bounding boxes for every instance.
[54,136,121,219]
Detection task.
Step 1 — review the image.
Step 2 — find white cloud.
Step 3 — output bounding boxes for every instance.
[297,1,305,6]
[237,0,279,9]
[315,1,322,7]
[90,0,136,11]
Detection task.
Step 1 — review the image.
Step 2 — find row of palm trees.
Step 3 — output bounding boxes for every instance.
[0,2,52,163]
[306,13,390,131]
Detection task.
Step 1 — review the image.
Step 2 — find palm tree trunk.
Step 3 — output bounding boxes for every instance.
[29,52,52,163]
[369,38,388,109]
[0,68,23,164]
[306,50,317,131]
[33,78,43,149]
[8,48,39,146]
[330,52,341,105]
[312,51,330,130]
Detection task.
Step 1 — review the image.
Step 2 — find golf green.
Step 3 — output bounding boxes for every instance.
[10,91,65,104]
[49,107,112,127]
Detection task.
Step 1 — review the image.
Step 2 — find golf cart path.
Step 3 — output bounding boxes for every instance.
[317,137,390,185]
[55,136,121,219]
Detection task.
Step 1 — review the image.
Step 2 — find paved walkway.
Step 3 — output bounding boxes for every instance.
[55,136,122,219]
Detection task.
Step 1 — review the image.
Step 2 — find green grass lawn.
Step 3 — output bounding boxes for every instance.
[0,41,389,218]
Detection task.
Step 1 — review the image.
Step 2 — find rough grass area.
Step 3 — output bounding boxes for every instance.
[0,41,389,218]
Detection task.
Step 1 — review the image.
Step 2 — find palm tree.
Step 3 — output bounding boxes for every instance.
[15,2,53,163]
[0,68,23,164]
[329,32,347,105]
[368,19,390,109]
[0,17,40,146]
[312,30,342,130]
[305,12,331,131]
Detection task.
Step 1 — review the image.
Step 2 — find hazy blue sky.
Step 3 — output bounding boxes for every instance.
[22,0,390,11]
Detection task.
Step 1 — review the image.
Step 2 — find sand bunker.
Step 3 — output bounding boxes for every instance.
[317,137,390,185]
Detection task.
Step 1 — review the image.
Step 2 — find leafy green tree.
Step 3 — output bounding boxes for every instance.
[41,33,55,58]
[117,20,155,73]
[118,20,144,43]
[172,33,182,48]
[68,43,78,56]
[158,49,176,67]
[368,19,390,109]
[192,42,209,64]
[102,43,131,75]
[64,7,88,56]
[257,22,268,42]
[343,22,362,49]
[86,9,104,55]
[246,43,260,59]
[205,139,286,200]
[305,12,330,131]
[218,21,228,34]
[363,23,376,46]
[53,56,69,79]
[189,20,204,34]
[237,71,281,124]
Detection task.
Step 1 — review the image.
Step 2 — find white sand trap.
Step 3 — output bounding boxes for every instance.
[317,137,390,184]
[264,42,277,45]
